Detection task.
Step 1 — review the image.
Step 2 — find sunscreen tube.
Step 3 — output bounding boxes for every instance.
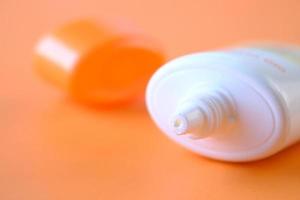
[146,44,300,162]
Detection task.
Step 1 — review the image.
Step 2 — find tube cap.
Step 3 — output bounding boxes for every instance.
[34,19,165,105]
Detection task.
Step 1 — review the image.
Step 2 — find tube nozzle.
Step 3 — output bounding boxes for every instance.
[171,106,205,136]
[170,89,235,139]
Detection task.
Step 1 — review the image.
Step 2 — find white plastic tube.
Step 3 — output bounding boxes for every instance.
[146,44,300,162]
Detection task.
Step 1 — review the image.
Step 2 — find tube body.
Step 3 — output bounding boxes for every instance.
[146,44,300,162]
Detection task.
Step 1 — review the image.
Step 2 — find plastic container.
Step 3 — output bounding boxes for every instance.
[146,43,300,162]
[34,19,165,105]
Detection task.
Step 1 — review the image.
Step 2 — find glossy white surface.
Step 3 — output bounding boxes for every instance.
[147,46,300,162]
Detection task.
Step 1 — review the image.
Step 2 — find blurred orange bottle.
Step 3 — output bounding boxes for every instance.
[34,19,165,106]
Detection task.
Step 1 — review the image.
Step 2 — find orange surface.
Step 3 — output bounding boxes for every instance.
[1,0,300,199]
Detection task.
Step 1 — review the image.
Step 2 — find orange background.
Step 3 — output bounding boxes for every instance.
[1,0,300,199]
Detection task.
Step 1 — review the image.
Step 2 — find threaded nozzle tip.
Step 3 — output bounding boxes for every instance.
[171,115,189,135]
